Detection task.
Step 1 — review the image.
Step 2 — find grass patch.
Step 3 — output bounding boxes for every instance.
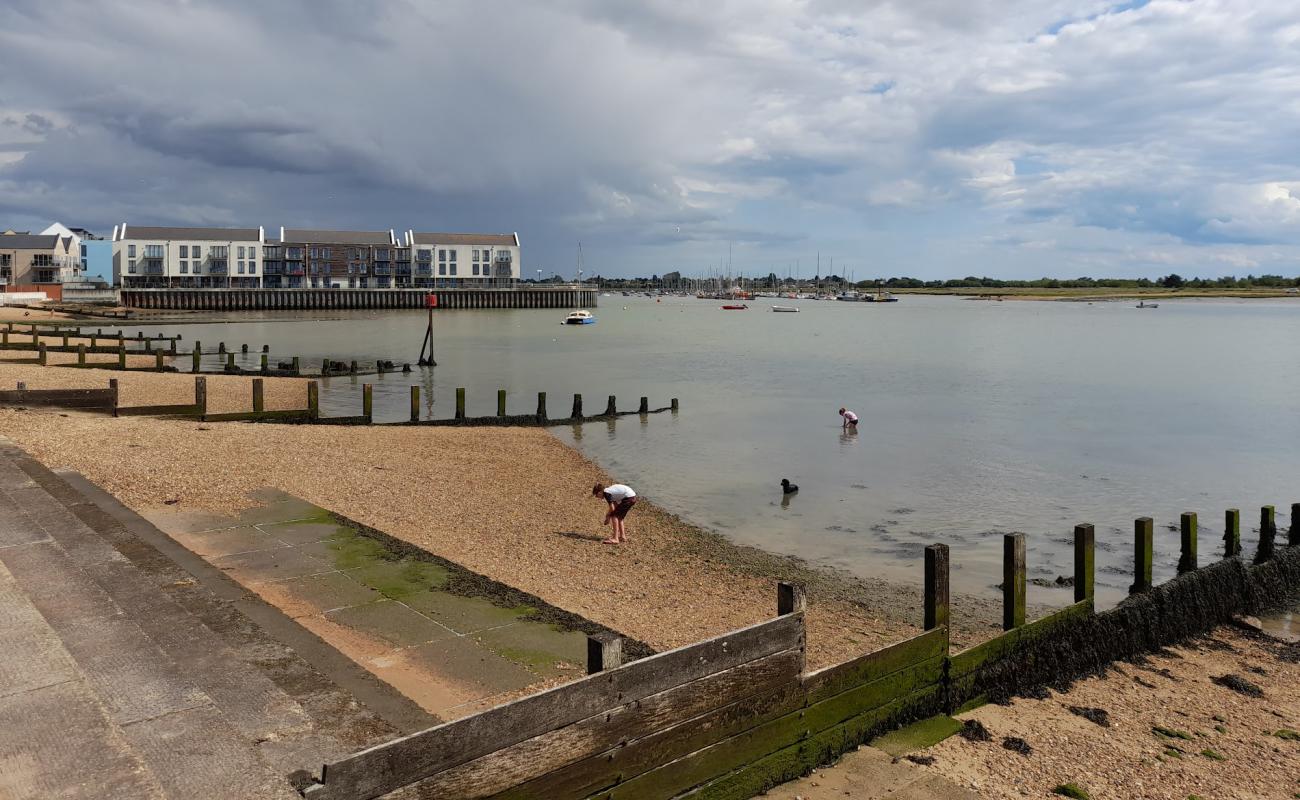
[1274,729,1300,741]
[1214,724,1227,734]
[1200,748,1227,761]
[1153,725,1194,740]
[1163,748,1184,759]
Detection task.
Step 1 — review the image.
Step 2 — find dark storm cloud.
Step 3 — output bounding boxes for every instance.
[1,0,1299,277]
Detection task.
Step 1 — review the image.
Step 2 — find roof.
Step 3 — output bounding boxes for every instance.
[410,232,517,247]
[282,229,394,245]
[122,225,261,242]
[0,234,60,250]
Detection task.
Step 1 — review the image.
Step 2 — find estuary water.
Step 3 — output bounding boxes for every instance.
[141,295,1300,610]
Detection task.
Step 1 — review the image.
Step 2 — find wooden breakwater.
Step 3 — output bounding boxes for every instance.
[298,506,1300,800]
[0,378,677,428]
[119,286,598,311]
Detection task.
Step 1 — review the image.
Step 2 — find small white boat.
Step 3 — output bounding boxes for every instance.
[1136,301,1159,309]
[562,310,596,325]
[772,305,800,313]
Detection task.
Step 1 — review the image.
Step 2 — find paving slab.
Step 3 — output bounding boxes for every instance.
[169,524,287,558]
[760,744,979,800]
[401,590,532,635]
[256,571,383,618]
[211,545,333,584]
[342,559,450,598]
[260,520,346,545]
[471,620,590,677]
[325,600,457,647]
[371,636,540,716]
[0,679,165,800]
[121,704,300,800]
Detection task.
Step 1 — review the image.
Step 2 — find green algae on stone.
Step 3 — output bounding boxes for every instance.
[1199,748,1227,761]
[1052,783,1090,799]
[870,714,963,757]
[1153,725,1194,740]
[1274,729,1300,741]
[348,559,450,598]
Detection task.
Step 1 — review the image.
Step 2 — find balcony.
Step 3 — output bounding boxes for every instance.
[373,266,392,276]
[286,266,306,276]
[416,265,432,275]
[396,266,412,276]
[143,259,164,276]
[208,261,229,275]
[374,251,391,262]
[285,250,304,260]
[264,262,283,276]
[495,253,512,263]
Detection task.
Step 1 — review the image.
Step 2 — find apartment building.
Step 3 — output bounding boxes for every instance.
[273,229,400,289]
[405,231,520,287]
[0,231,80,290]
[111,225,265,288]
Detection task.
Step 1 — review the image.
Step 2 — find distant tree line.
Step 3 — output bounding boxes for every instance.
[597,272,1300,289]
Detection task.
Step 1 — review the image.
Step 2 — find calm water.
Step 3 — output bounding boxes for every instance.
[139,295,1300,610]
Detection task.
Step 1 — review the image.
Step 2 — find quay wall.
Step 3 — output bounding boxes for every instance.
[119,287,598,312]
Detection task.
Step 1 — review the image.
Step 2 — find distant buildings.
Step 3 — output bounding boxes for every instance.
[0,226,83,298]
[109,224,522,289]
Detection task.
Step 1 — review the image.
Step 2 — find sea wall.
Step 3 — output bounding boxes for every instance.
[119,287,597,311]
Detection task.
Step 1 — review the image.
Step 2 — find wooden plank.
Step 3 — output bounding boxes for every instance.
[679,685,946,800]
[802,628,944,704]
[414,649,802,799]
[494,675,806,800]
[114,404,200,417]
[594,664,944,800]
[307,612,804,800]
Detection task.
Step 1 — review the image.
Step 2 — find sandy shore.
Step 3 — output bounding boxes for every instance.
[0,306,73,321]
[917,625,1300,799]
[0,362,1016,667]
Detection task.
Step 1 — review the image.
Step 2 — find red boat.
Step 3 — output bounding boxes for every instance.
[721,304,748,310]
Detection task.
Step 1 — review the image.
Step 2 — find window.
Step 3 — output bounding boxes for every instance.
[250,247,259,259]
[128,260,137,274]
[238,246,246,258]
[211,245,228,257]
[417,249,431,261]
[179,245,188,258]
[179,262,188,274]
[249,262,256,274]
[128,244,137,258]
[450,250,457,262]
[238,261,245,274]
[482,265,491,277]
[438,263,446,275]
[473,249,480,262]
[144,244,163,258]
[449,263,457,276]
[438,249,446,262]
[192,245,202,259]
[322,247,331,259]
[80,244,87,257]
[472,264,479,276]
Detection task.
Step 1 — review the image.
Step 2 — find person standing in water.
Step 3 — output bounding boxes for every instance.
[592,482,637,544]
[839,407,859,430]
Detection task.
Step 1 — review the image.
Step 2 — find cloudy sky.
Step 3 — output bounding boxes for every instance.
[2,0,1298,279]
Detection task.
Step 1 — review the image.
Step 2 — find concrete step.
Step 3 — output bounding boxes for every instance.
[0,446,303,798]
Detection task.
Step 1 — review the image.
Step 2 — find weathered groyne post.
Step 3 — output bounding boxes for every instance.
[1224,508,1241,558]
[77,345,86,366]
[37,344,47,366]
[226,352,236,371]
[536,391,547,422]
[307,382,319,419]
[497,389,507,417]
[292,357,301,376]
[924,543,950,649]
[410,386,420,422]
[117,345,126,370]
[572,393,583,418]
[1132,517,1154,594]
[253,379,265,413]
[455,388,466,420]
[192,343,202,374]
[1255,505,1276,564]
[1003,533,1026,630]
[605,395,617,416]
[1178,511,1198,573]
[362,384,373,423]
[586,632,623,675]
[1291,503,1300,547]
[638,397,649,414]
[776,580,807,616]
[195,377,207,418]
[154,351,165,372]
[671,397,679,412]
[1074,523,1095,603]
[260,354,269,375]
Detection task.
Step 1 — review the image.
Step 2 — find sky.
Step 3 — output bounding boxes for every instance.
[2,0,1299,280]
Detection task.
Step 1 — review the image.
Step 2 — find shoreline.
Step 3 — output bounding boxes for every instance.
[0,361,1017,668]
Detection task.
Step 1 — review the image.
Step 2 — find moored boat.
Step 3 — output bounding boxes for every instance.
[562,310,597,325]
[772,305,800,313]
[721,304,748,310]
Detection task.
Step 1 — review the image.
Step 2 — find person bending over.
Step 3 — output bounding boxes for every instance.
[592,482,637,544]
[839,407,859,430]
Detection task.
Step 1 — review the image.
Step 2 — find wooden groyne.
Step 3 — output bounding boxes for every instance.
[299,506,1300,799]
[119,287,598,311]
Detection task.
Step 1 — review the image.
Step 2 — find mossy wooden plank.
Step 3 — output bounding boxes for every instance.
[114,404,199,416]
[803,628,945,703]
[639,685,945,800]
[307,613,804,800]
[418,650,802,799]
[588,658,943,800]
[949,599,1092,679]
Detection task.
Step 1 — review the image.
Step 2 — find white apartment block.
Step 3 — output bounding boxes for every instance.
[405,231,521,287]
[111,225,266,288]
